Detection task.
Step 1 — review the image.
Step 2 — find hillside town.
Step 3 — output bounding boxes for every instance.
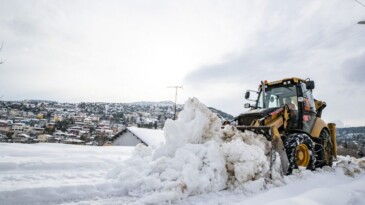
[0,100,234,146]
[0,99,363,157]
[336,126,365,158]
[0,100,183,145]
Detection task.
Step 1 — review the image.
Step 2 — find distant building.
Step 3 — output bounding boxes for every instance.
[13,133,38,143]
[38,134,53,142]
[30,127,45,135]
[0,119,10,135]
[63,138,84,145]
[11,123,28,133]
[0,133,8,142]
[112,127,164,146]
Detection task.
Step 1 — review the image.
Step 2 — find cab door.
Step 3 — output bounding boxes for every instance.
[300,83,317,133]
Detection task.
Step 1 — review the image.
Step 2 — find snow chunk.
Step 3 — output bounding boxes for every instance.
[153,98,222,159]
[335,156,364,177]
[109,98,276,203]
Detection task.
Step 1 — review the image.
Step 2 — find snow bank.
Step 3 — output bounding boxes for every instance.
[109,98,278,203]
[335,155,365,177]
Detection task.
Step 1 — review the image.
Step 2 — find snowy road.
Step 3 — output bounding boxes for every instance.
[1,143,364,205]
[180,169,365,205]
[0,143,135,204]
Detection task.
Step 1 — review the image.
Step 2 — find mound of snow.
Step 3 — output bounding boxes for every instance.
[108,98,280,203]
[335,156,365,177]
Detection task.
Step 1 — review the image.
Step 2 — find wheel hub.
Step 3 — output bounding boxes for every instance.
[296,144,310,167]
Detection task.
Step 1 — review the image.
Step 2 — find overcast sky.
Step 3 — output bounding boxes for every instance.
[0,0,364,127]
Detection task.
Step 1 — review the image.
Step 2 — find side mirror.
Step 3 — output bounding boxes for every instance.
[244,103,251,108]
[306,81,315,90]
[245,91,250,99]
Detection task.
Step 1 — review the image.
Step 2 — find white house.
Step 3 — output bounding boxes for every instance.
[54,131,67,141]
[63,138,84,145]
[30,127,45,135]
[112,127,164,147]
[13,133,34,143]
[11,123,28,133]
[38,134,53,142]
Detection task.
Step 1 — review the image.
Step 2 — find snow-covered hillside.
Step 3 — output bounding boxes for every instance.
[1,98,364,205]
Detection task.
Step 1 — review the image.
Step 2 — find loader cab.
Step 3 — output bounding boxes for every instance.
[256,84,298,110]
[254,78,317,132]
[256,82,299,130]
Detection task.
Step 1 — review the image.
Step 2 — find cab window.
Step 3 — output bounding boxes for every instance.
[257,85,298,109]
[301,83,316,113]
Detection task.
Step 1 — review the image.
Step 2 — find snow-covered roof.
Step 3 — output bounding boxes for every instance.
[64,139,84,143]
[40,134,53,138]
[0,119,9,124]
[127,127,164,146]
[19,134,30,138]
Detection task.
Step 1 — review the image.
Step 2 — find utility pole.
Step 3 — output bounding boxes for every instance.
[167,85,183,120]
[0,41,4,64]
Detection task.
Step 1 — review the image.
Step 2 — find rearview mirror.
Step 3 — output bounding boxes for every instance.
[306,81,315,90]
[245,91,250,99]
[244,90,259,102]
[244,103,251,108]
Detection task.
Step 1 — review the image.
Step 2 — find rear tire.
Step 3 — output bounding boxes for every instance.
[284,133,316,175]
[315,129,333,168]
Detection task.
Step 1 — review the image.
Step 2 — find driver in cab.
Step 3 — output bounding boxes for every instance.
[282,97,297,110]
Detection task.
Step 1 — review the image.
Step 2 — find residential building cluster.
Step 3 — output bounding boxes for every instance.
[0,100,183,145]
[1,99,363,157]
[336,127,365,158]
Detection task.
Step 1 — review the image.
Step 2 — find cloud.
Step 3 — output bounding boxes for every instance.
[343,52,365,83]
[1,0,365,126]
[183,0,365,124]
[184,45,293,86]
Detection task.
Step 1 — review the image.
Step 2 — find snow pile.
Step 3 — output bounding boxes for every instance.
[221,125,281,190]
[109,98,278,203]
[335,156,365,177]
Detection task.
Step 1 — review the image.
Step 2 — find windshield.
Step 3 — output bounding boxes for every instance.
[257,85,298,109]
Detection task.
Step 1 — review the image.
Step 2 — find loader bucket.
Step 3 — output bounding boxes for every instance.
[236,126,289,176]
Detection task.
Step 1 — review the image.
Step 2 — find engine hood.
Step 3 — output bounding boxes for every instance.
[236,107,279,126]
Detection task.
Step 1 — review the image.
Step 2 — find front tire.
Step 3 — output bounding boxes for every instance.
[284,133,316,175]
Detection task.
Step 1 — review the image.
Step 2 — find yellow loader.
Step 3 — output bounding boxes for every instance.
[235,77,336,175]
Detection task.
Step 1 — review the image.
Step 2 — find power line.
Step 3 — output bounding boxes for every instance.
[271,24,359,68]
[354,0,365,8]
[293,29,365,65]
[0,41,4,65]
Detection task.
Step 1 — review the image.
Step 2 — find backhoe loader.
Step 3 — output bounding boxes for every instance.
[235,77,336,175]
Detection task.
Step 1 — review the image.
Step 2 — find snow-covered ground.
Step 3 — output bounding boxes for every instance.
[1,144,364,205]
[1,98,365,205]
